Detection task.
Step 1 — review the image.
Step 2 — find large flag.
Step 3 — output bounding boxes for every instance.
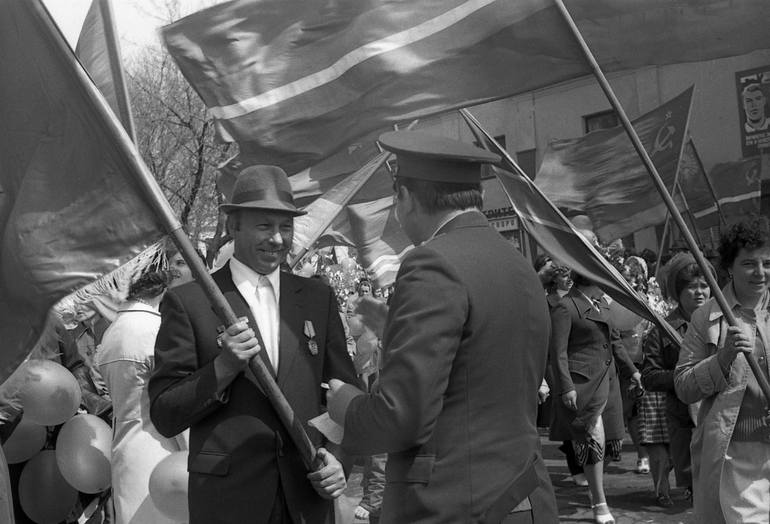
[0,0,162,381]
[75,0,136,139]
[320,197,412,288]
[290,151,390,265]
[162,0,770,174]
[536,87,693,242]
[461,109,682,346]
[693,157,762,228]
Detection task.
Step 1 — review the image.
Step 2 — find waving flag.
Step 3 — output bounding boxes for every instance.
[462,109,682,347]
[75,0,136,139]
[162,0,770,174]
[536,87,693,242]
[0,0,162,381]
[693,158,762,228]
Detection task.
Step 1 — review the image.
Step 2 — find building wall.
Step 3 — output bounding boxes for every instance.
[415,48,770,253]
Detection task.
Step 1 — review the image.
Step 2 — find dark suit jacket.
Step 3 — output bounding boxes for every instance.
[342,211,558,524]
[148,264,358,524]
[548,287,637,441]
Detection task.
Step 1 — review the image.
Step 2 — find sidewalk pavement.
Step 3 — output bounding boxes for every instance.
[337,429,694,524]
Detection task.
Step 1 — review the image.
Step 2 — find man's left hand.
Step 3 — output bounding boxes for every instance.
[631,371,643,391]
[307,447,346,499]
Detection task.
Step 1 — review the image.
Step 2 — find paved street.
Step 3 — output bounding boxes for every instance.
[337,429,694,523]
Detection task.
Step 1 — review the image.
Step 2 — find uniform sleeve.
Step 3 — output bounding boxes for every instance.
[148,290,228,438]
[548,301,573,395]
[341,248,466,455]
[674,310,728,404]
[641,327,675,392]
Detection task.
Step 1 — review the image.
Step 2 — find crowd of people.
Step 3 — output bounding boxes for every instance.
[0,129,768,524]
[535,216,770,523]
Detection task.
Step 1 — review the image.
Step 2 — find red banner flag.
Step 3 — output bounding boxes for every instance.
[162,0,770,174]
[75,0,135,138]
[693,157,762,229]
[536,87,693,242]
[0,0,162,381]
[461,109,682,346]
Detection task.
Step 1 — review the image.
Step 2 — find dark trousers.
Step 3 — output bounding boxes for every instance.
[668,422,693,489]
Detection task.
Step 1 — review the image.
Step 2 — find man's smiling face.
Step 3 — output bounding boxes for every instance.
[231,209,294,274]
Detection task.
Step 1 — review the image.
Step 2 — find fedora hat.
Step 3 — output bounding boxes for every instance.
[219,165,306,215]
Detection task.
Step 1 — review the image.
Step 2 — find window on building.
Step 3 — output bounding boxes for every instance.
[516,149,537,180]
[584,110,618,134]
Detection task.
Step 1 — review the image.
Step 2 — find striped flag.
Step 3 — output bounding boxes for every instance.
[535,87,693,242]
[461,109,682,346]
[321,196,412,287]
[0,0,162,381]
[162,0,770,174]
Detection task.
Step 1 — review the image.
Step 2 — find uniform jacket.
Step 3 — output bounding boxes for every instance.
[674,285,770,524]
[548,287,637,442]
[148,264,358,524]
[342,211,558,524]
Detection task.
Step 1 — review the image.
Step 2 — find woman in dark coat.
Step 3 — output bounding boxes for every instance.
[550,272,641,524]
[641,253,713,505]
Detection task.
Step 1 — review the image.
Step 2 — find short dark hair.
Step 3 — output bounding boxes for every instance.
[570,271,593,288]
[127,270,174,301]
[718,216,770,271]
[395,176,482,214]
[673,263,709,299]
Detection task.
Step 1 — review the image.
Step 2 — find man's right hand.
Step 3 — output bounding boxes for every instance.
[215,318,261,378]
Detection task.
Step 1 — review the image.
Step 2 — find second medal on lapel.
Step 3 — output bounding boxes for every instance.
[304,320,318,355]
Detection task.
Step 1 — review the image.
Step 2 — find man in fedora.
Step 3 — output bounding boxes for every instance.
[327,131,558,523]
[149,165,359,524]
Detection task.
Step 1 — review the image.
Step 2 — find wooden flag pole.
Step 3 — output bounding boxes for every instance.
[554,0,770,404]
[31,0,319,470]
[654,215,671,279]
[675,182,704,248]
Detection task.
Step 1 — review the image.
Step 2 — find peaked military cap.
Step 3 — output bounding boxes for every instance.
[219,164,306,216]
[378,130,500,183]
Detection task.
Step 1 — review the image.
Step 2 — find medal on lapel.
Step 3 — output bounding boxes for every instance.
[304,320,318,355]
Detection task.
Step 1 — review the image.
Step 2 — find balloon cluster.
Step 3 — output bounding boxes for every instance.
[2,360,112,524]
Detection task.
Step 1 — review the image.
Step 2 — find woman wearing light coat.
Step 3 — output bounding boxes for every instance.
[675,217,770,523]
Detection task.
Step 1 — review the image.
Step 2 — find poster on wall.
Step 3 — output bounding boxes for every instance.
[736,65,770,157]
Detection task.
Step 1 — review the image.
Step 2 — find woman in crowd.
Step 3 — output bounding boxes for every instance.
[96,270,188,524]
[641,252,714,506]
[550,271,641,524]
[675,217,770,523]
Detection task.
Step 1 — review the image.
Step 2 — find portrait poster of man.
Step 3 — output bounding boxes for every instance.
[736,65,770,157]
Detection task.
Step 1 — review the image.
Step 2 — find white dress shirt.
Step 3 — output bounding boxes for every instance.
[229,257,281,372]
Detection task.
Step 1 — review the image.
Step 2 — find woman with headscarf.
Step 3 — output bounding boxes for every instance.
[675,217,770,523]
[641,252,714,506]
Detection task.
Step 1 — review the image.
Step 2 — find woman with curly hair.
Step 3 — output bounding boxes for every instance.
[675,217,770,523]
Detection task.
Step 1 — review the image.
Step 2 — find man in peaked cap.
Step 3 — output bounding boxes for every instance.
[149,165,359,524]
[328,131,558,523]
